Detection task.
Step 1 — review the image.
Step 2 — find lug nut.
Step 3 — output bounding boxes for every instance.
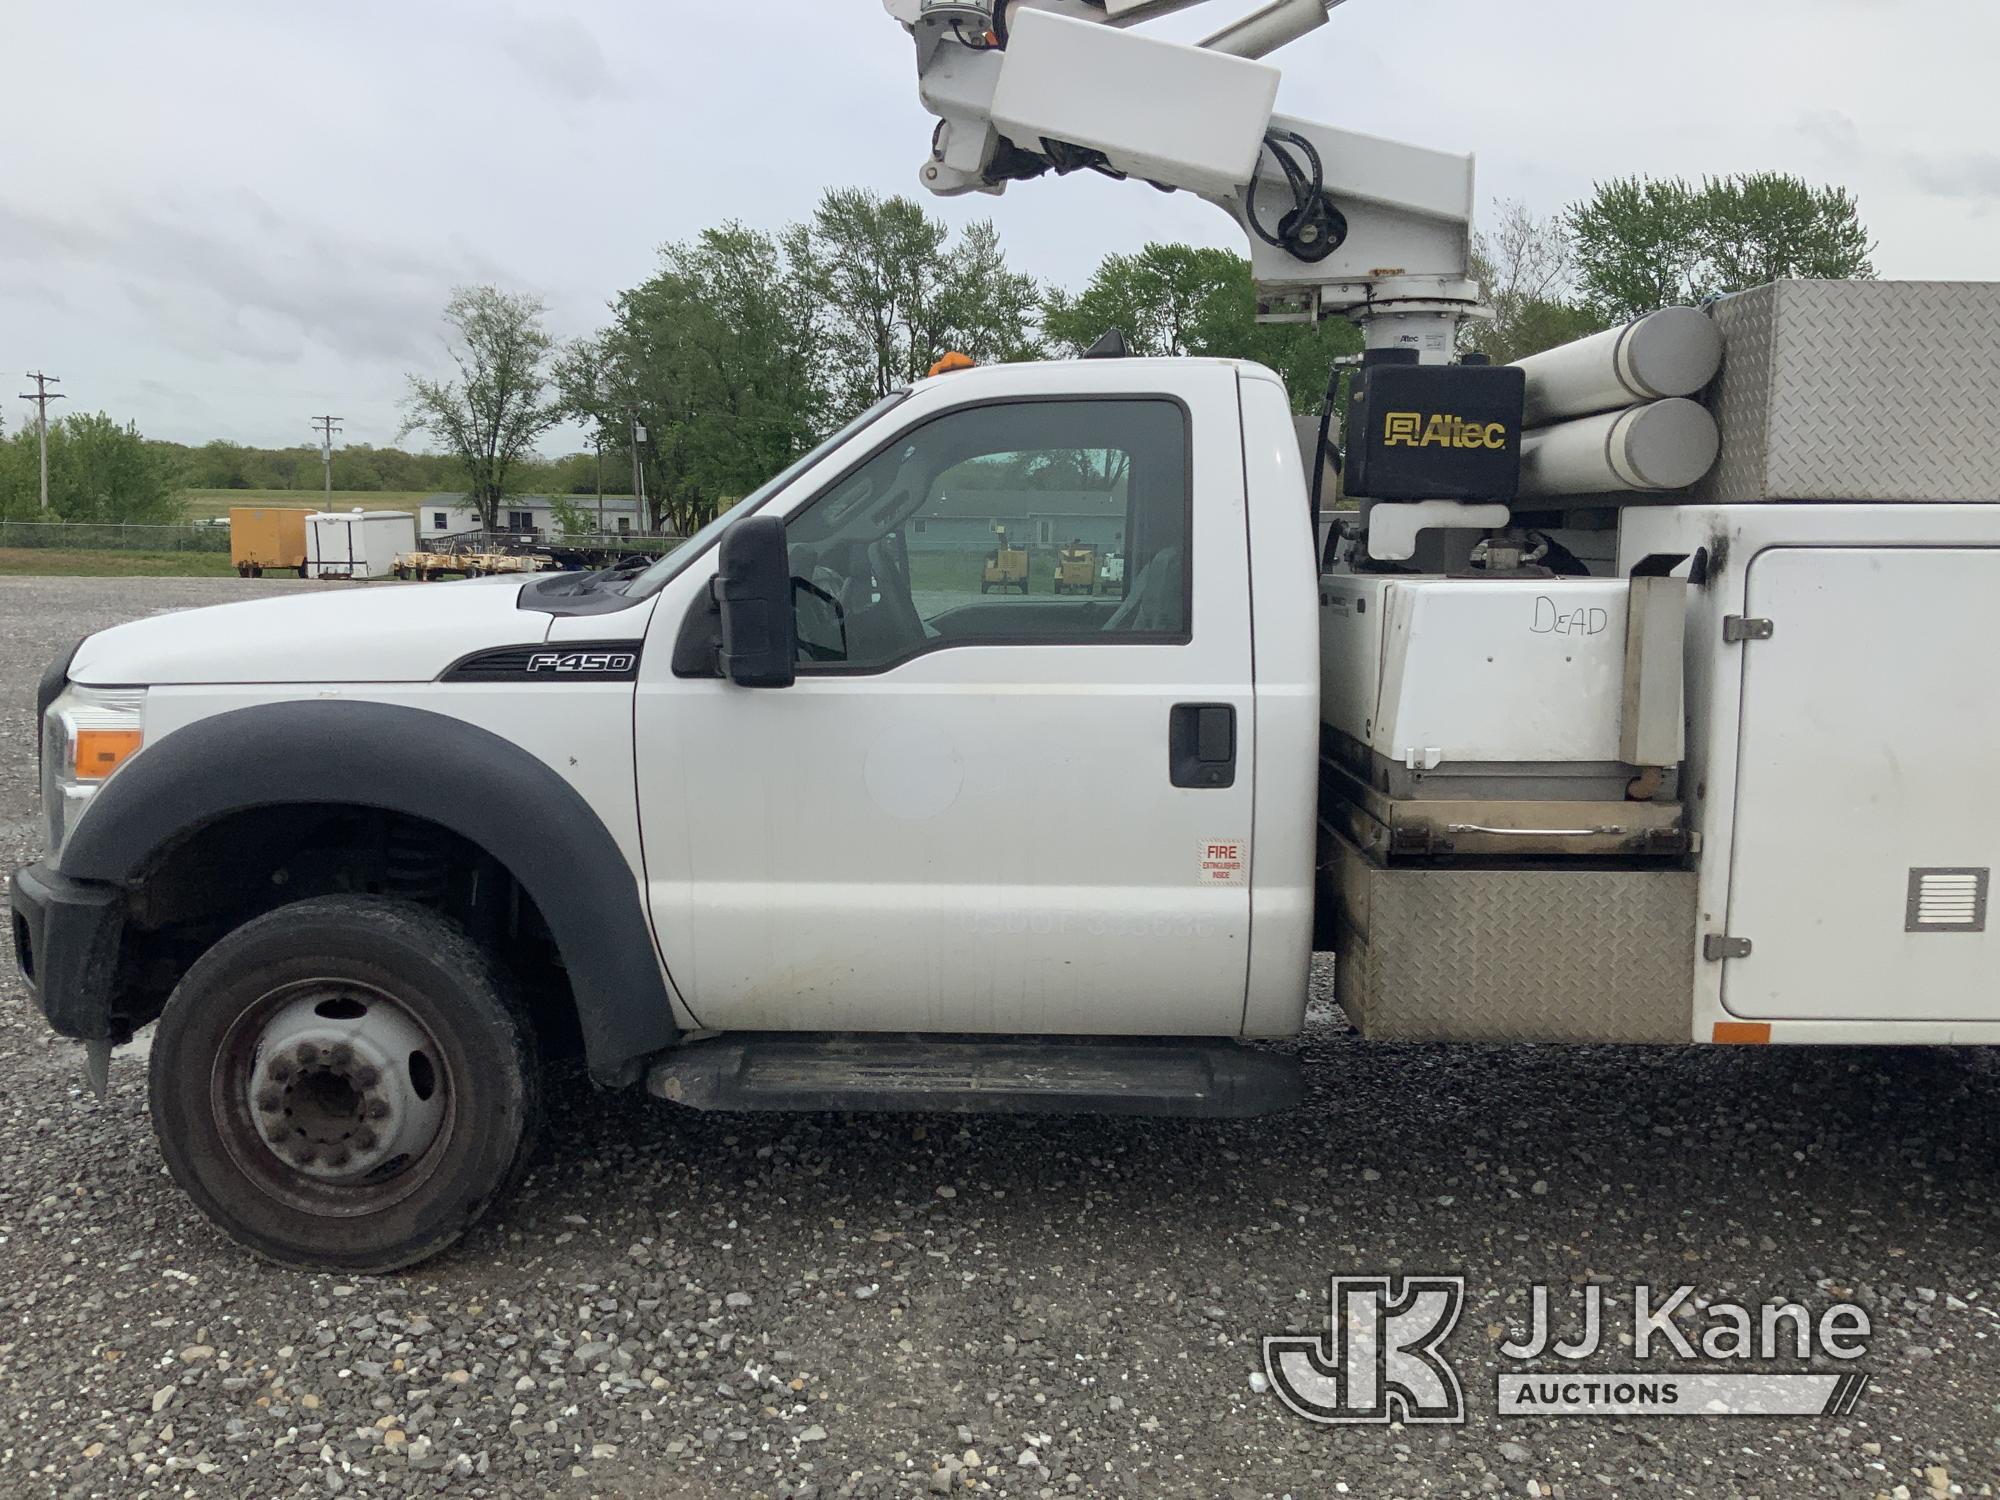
[353,1065,381,1088]
[294,1043,320,1067]
[292,1147,318,1168]
[354,1128,378,1151]
[269,1060,293,1083]
[327,1149,351,1169]
[255,1088,284,1114]
[365,1098,392,1121]
[329,1042,355,1068]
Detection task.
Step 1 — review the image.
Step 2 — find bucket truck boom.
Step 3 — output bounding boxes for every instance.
[883,0,1484,361]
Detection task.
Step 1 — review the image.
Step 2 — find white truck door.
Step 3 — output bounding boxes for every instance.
[1725,545,2000,1020]
[636,377,1256,1035]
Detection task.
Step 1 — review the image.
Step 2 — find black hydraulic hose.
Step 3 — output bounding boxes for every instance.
[1309,358,1343,567]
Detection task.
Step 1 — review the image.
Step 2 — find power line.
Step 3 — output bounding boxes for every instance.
[310,415,344,502]
[18,371,66,511]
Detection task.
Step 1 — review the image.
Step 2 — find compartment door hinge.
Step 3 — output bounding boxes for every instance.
[1722,616,1774,643]
[1703,933,1753,961]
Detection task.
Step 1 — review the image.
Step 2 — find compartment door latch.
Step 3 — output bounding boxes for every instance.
[1722,616,1774,643]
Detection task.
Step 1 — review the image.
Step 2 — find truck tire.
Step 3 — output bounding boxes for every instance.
[148,895,541,1273]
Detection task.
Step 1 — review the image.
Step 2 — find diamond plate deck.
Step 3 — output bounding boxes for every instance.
[1692,280,2000,504]
[1325,828,1697,1043]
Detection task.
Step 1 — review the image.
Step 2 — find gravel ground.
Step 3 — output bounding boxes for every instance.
[2,575,1997,1499]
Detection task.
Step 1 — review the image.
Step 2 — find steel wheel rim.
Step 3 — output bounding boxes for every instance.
[210,978,457,1218]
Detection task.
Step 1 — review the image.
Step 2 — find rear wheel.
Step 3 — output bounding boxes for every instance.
[149,896,540,1272]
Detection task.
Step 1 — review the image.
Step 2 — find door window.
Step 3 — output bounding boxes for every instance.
[785,399,1189,671]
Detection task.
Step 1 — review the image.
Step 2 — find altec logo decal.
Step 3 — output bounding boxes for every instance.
[525,651,637,674]
[1383,412,1511,450]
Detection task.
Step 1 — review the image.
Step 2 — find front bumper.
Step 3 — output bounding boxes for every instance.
[8,861,128,1042]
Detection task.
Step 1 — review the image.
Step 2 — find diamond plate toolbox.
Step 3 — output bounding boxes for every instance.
[1325,827,1697,1044]
[1691,280,2000,503]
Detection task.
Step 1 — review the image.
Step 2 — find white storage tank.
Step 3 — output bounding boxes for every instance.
[305,509,418,580]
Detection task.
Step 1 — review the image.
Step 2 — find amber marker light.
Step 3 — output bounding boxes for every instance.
[72,727,144,781]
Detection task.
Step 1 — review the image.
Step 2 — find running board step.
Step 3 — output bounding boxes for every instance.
[646,1036,1301,1119]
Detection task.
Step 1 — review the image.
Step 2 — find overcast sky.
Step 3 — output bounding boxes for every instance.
[6,0,1997,455]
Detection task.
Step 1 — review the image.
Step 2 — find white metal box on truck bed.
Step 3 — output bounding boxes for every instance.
[1319,576,1670,773]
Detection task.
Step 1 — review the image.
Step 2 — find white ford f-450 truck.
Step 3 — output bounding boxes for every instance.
[14,2,2000,1270]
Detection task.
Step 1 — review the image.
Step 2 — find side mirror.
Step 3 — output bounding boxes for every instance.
[714,515,796,688]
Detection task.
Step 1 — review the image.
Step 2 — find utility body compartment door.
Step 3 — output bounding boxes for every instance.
[1725,546,2000,1020]
[636,366,1257,1035]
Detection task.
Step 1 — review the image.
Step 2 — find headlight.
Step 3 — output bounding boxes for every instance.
[42,685,147,859]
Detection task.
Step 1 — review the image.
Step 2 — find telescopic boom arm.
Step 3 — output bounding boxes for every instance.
[883,0,1486,360]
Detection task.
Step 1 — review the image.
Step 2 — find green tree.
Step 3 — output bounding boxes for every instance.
[0,431,29,520]
[1700,173,1877,291]
[598,223,829,533]
[0,412,185,522]
[1042,243,1360,410]
[1465,198,1609,364]
[552,334,632,519]
[807,188,1041,417]
[152,436,512,497]
[543,494,598,536]
[400,286,566,530]
[1569,173,1876,322]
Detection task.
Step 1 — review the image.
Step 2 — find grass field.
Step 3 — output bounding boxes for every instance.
[180,490,433,522]
[0,548,240,578]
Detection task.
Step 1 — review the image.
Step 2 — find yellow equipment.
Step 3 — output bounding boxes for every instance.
[1052,545,1097,595]
[981,543,1029,594]
[229,507,310,578]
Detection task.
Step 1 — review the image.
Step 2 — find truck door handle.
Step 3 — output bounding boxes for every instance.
[1170,704,1236,789]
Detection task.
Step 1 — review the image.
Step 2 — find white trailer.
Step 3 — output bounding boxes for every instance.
[305,509,418,580]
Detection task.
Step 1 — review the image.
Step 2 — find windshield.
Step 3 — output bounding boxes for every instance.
[624,392,911,599]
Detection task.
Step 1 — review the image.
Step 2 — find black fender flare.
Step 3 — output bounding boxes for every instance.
[58,699,678,1082]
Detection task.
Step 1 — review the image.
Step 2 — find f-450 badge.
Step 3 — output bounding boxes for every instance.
[526,651,637,674]
[441,643,643,683]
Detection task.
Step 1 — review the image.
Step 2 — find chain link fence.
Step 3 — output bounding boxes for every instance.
[0,520,232,553]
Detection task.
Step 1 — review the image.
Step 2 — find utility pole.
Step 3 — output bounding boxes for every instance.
[19,372,65,511]
[310,415,344,502]
[629,410,648,532]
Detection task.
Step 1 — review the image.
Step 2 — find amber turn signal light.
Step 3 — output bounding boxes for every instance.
[72,728,144,781]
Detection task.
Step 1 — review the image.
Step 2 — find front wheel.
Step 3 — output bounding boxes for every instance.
[149,896,540,1272]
